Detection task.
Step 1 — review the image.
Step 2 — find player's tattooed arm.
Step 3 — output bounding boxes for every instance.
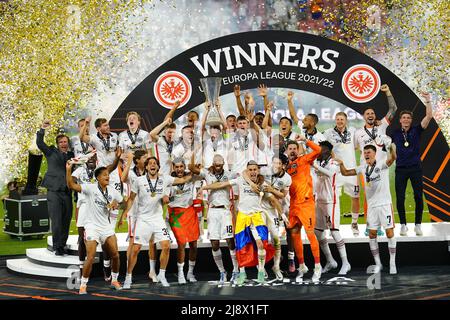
[381,84,397,122]
[334,158,357,176]
[386,143,397,167]
[164,100,180,123]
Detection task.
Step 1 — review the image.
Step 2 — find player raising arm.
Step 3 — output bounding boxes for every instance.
[336,142,398,274]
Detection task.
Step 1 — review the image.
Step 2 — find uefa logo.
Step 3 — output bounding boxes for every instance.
[153,71,192,109]
[341,64,381,103]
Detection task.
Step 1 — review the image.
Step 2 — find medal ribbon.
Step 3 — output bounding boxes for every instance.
[127,129,139,146]
[365,161,377,183]
[97,132,111,152]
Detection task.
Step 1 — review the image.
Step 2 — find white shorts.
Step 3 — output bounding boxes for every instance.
[315,202,341,230]
[262,210,280,238]
[367,204,395,230]
[84,227,115,245]
[207,207,233,240]
[76,203,87,228]
[336,174,360,198]
[134,217,171,246]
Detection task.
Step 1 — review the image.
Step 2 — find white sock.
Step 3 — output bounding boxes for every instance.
[316,230,334,263]
[239,267,246,273]
[125,273,132,282]
[149,259,156,273]
[229,249,239,272]
[81,277,89,286]
[257,249,266,273]
[288,251,295,260]
[212,249,225,272]
[177,262,184,274]
[388,237,397,265]
[111,272,119,282]
[369,238,382,266]
[331,230,349,265]
[103,260,110,268]
[159,269,166,277]
[352,213,359,224]
[188,260,196,274]
[315,262,321,270]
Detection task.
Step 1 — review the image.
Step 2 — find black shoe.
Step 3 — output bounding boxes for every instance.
[55,249,64,256]
[63,247,70,255]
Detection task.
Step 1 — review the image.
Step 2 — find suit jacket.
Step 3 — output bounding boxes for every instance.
[36,129,74,192]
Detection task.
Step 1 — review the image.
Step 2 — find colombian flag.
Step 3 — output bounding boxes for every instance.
[235,211,275,268]
[168,206,200,246]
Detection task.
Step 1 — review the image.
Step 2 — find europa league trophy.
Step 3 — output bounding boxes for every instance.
[200,77,223,127]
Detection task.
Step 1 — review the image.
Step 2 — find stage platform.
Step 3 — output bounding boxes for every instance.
[5,223,450,280]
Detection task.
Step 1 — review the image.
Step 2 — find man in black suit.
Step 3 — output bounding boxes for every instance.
[36,120,74,256]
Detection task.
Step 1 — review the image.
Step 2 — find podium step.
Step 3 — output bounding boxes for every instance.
[26,248,99,268]
[6,258,77,279]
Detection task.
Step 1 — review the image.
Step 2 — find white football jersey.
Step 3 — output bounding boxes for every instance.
[323,126,357,169]
[354,117,389,163]
[88,132,119,167]
[81,184,123,230]
[356,161,392,208]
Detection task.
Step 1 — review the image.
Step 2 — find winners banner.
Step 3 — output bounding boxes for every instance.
[111,30,449,222]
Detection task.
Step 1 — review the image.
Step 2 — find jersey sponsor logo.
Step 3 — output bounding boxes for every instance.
[153,71,192,109]
[367,174,381,183]
[243,188,257,194]
[94,199,106,207]
[342,64,380,103]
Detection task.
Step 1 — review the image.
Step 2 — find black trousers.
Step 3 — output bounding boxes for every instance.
[395,165,424,225]
[47,190,73,250]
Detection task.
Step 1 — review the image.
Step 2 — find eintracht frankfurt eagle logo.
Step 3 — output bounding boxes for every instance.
[342,64,381,103]
[154,71,192,109]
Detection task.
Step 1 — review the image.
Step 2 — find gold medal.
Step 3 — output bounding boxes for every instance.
[404,141,409,147]
[151,192,156,197]
[130,143,135,149]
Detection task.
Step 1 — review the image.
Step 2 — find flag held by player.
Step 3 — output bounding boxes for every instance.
[234,212,275,268]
